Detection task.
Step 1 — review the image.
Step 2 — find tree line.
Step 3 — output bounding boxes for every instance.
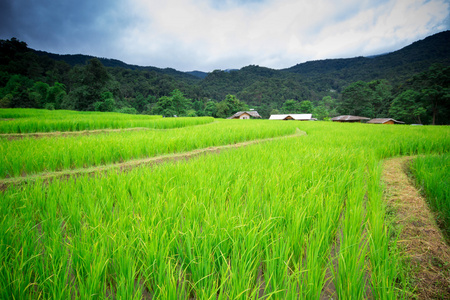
[0,37,449,124]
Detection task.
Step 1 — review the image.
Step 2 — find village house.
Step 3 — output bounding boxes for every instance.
[331,115,370,123]
[227,111,262,119]
[269,114,316,121]
[367,118,405,124]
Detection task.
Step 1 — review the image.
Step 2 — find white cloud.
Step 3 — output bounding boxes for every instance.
[113,0,450,71]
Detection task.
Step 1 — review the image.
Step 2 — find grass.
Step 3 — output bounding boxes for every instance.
[0,118,449,299]
[0,108,213,133]
[411,153,450,239]
[0,120,300,179]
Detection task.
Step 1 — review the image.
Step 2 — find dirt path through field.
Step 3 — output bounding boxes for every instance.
[382,156,450,299]
[0,129,306,191]
[0,127,153,140]
[0,121,220,140]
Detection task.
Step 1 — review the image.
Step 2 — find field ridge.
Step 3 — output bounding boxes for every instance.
[0,129,307,191]
[383,156,450,299]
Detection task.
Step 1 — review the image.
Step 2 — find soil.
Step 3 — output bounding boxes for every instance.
[382,156,450,299]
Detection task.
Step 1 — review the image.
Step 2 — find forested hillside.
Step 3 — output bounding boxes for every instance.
[1,31,449,124]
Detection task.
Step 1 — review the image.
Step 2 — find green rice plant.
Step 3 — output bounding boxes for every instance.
[0,121,449,299]
[0,108,213,133]
[366,161,404,299]
[0,120,300,179]
[411,153,450,237]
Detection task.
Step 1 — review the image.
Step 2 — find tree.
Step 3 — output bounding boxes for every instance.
[66,58,113,110]
[94,91,115,112]
[389,90,426,124]
[152,89,190,116]
[281,99,301,113]
[0,74,34,107]
[396,64,450,125]
[339,81,374,117]
[28,81,49,108]
[170,89,190,116]
[152,96,176,116]
[368,79,392,117]
[215,101,230,119]
[216,95,248,118]
[204,101,217,117]
[299,100,313,113]
[319,96,338,118]
[313,105,329,120]
[416,65,450,125]
[270,108,280,115]
[46,82,66,109]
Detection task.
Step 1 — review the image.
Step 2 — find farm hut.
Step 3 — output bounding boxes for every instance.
[269,114,316,121]
[367,118,405,124]
[227,111,262,119]
[331,115,370,123]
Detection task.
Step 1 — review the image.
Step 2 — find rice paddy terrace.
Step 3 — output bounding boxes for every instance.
[1,109,449,299]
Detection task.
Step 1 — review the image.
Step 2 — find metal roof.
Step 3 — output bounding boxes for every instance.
[331,115,370,121]
[367,118,405,124]
[269,114,314,120]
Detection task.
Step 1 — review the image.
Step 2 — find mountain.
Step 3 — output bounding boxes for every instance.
[283,30,450,82]
[197,30,450,105]
[1,31,449,123]
[186,70,208,79]
[33,50,202,84]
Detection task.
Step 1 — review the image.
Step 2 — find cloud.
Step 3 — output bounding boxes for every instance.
[0,0,449,71]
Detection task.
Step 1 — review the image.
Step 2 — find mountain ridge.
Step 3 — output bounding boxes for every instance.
[31,30,450,82]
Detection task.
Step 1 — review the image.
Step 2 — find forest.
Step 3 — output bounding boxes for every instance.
[0,30,449,124]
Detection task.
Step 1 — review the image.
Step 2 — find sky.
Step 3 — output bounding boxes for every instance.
[1,0,449,72]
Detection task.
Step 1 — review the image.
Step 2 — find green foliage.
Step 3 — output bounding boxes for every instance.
[204,100,217,117]
[389,90,426,124]
[152,89,191,117]
[186,109,197,117]
[1,33,450,123]
[66,59,115,111]
[281,99,301,113]
[299,100,313,113]
[94,91,115,112]
[339,81,375,117]
[412,154,450,238]
[44,103,55,110]
[116,107,138,114]
[215,94,248,118]
[46,82,66,109]
[313,105,329,120]
[270,108,280,115]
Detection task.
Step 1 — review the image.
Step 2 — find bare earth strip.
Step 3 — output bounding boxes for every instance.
[0,127,152,140]
[383,156,450,299]
[0,129,306,191]
[0,121,220,140]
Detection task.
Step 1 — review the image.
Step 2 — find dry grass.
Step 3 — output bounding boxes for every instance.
[383,156,450,299]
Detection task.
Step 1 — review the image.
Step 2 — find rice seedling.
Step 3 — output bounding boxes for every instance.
[0,120,449,299]
[411,153,450,237]
[0,108,213,133]
[0,120,300,179]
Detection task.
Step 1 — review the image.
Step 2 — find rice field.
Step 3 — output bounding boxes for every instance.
[411,153,450,237]
[0,120,300,179]
[0,109,213,133]
[1,109,449,299]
